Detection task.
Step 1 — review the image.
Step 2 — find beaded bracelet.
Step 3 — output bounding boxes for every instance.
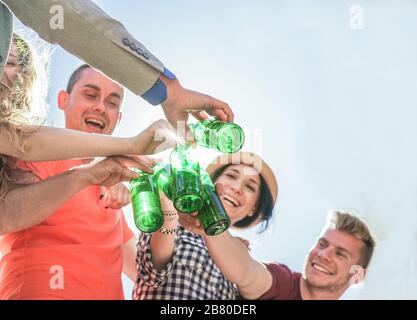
[159,225,179,235]
[163,210,178,217]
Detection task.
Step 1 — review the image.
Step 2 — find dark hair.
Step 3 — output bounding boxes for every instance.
[66,64,91,93]
[210,164,275,234]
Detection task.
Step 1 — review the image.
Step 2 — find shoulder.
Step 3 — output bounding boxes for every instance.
[265,262,301,281]
[258,262,302,300]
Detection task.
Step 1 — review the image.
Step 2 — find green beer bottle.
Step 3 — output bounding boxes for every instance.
[153,162,173,200]
[170,144,204,213]
[189,119,245,153]
[129,169,164,233]
[199,169,231,236]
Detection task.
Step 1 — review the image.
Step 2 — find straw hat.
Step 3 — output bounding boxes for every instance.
[206,152,278,204]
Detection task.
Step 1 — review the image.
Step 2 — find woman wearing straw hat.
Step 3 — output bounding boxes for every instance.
[132,152,278,300]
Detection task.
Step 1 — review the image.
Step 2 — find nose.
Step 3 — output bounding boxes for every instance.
[1,71,16,89]
[91,99,106,113]
[229,181,243,196]
[317,247,332,262]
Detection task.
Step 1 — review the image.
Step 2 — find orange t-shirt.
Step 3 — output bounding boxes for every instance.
[0,159,134,300]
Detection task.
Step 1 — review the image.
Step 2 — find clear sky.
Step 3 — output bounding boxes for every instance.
[14,0,417,299]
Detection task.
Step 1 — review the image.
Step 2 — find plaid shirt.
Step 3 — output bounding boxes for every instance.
[132,227,238,300]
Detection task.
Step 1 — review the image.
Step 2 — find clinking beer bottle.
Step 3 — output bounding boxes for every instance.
[199,169,231,236]
[170,144,204,213]
[153,162,173,200]
[189,119,245,153]
[129,169,164,233]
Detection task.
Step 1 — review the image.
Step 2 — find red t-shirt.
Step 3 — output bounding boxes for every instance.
[0,159,134,300]
[258,263,302,300]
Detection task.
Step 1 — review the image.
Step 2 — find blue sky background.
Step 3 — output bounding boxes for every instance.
[12,0,417,299]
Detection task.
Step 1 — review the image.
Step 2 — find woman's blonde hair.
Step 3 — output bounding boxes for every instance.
[0,33,48,198]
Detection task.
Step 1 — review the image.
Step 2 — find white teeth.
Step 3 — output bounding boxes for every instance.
[85,118,104,128]
[223,195,239,207]
[313,263,332,275]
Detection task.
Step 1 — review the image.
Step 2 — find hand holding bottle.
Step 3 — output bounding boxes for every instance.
[72,156,151,187]
[160,76,234,128]
[178,212,205,237]
[99,183,131,210]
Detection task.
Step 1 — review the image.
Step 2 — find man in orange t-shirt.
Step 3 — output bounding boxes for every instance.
[0,65,143,299]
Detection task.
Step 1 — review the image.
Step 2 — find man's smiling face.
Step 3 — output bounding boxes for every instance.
[58,67,124,135]
[303,228,365,292]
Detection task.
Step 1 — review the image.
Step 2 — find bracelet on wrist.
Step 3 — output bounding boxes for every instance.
[159,225,179,235]
[163,210,178,217]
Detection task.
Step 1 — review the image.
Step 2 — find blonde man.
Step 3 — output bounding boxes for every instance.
[181,210,376,300]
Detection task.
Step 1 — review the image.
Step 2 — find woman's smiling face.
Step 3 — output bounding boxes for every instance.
[215,164,261,224]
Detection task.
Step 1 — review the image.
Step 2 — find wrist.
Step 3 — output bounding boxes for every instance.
[69,167,94,189]
[131,129,152,155]
[159,210,178,236]
[161,76,181,109]
[162,210,178,226]
[127,136,139,155]
[141,68,177,106]
[159,225,179,235]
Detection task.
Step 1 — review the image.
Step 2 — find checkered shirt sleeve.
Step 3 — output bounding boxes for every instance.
[132,227,238,300]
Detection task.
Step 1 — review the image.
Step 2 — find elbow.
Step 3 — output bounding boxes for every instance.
[16,132,39,162]
[18,141,35,162]
[232,262,261,292]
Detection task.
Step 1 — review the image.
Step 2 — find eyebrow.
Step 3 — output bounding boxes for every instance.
[335,246,353,258]
[8,53,20,61]
[82,84,122,100]
[229,168,259,186]
[319,237,353,258]
[318,237,328,245]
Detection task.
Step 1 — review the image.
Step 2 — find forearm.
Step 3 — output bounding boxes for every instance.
[204,231,272,299]
[3,0,163,95]
[148,195,179,271]
[19,126,136,161]
[204,232,254,284]
[149,226,176,272]
[0,169,89,235]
